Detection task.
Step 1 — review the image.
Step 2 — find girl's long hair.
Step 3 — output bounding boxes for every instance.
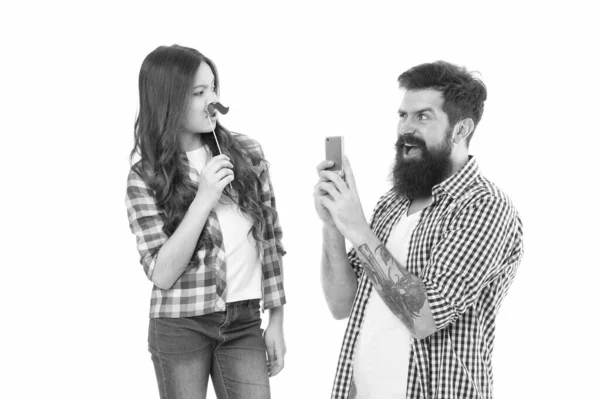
[130,45,276,258]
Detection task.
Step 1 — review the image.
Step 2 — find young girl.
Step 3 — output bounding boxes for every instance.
[126,45,286,399]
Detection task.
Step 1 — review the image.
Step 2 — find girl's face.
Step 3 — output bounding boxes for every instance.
[182,61,219,134]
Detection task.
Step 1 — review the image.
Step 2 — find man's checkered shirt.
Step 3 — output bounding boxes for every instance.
[126,133,286,318]
[331,157,523,399]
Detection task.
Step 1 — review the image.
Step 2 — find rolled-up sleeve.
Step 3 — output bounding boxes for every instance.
[255,141,286,257]
[421,195,517,331]
[125,169,167,280]
[269,176,286,257]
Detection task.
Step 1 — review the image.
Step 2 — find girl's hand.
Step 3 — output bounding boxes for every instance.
[264,322,286,377]
[195,154,234,208]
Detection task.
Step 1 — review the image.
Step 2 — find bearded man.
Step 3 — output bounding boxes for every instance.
[313,61,524,399]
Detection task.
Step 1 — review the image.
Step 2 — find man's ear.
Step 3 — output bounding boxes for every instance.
[453,118,475,144]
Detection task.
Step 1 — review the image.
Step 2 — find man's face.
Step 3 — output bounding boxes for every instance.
[391,89,454,199]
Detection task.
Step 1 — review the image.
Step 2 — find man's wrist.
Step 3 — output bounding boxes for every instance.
[348,225,375,249]
[322,221,338,231]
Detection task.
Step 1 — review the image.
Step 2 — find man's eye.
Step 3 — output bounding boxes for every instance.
[418,114,428,121]
[398,112,407,118]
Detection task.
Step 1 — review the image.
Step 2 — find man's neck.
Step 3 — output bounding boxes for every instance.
[407,196,433,215]
[448,153,469,176]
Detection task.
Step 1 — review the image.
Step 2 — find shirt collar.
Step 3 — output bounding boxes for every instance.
[251,160,267,177]
[432,156,480,200]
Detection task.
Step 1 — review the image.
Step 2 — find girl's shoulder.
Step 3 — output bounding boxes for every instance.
[126,160,156,194]
[231,132,264,158]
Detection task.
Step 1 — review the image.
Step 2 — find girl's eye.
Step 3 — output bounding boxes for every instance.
[194,91,204,96]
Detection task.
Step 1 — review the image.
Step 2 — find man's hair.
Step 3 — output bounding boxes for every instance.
[398,61,487,145]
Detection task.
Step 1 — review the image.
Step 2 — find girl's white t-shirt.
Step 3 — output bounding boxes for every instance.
[186,146,262,303]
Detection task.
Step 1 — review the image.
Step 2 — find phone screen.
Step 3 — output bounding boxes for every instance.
[325,136,344,171]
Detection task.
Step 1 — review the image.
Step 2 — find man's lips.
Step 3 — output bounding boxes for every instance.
[401,143,421,156]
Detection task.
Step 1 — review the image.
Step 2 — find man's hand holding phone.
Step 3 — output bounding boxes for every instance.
[314,136,346,225]
[315,154,370,246]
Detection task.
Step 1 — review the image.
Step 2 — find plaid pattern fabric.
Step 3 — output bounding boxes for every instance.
[126,133,286,318]
[332,157,523,399]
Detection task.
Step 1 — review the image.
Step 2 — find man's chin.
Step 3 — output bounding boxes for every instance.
[392,159,439,199]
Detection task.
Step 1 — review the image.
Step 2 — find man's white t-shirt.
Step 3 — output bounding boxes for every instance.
[353,209,422,398]
[186,146,262,303]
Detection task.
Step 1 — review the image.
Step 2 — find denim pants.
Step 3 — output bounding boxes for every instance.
[148,299,270,399]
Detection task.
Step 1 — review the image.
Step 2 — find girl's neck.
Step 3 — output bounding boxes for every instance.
[180,132,205,152]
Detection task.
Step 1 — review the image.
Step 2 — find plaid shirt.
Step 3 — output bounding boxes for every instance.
[126,133,286,318]
[332,157,523,399]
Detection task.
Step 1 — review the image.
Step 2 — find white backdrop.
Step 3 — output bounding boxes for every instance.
[2,1,598,398]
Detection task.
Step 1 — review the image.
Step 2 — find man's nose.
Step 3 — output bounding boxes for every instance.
[398,120,415,135]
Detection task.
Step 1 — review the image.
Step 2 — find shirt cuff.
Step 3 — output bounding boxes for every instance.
[423,277,458,331]
[144,254,158,281]
[276,240,287,257]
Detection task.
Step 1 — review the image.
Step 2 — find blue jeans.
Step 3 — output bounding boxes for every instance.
[148,299,270,399]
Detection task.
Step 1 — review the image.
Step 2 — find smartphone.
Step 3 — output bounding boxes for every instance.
[325,136,344,171]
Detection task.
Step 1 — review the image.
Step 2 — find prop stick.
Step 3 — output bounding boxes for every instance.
[205,102,229,155]
[207,116,224,155]
[205,101,232,190]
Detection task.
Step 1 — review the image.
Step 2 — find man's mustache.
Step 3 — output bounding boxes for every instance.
[206,102,230,115]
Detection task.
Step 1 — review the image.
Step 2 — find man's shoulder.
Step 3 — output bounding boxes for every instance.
[458,173,519,216]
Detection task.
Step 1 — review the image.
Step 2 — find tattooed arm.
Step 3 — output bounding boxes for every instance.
[316,156,435,334]
[355,232,436,338]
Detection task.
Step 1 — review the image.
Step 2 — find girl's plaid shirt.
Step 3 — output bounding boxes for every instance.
[126,133,286,318]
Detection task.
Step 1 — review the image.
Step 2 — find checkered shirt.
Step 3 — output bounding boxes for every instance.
[331,157,524,399]
[126,133,286,318]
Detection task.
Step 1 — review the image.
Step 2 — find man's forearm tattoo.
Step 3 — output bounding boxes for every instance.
[357,244,427,334]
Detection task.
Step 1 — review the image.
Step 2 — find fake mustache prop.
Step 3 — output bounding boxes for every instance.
[206,101,229,115]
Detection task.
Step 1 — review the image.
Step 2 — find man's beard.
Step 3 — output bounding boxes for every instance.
[391,129,454,199]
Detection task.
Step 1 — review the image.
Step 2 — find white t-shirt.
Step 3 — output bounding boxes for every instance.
[186,146,262,303]
[353,209,422,399]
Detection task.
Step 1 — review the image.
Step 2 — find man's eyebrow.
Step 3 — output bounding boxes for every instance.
[397,107,436,114]
[415,107,435,114]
